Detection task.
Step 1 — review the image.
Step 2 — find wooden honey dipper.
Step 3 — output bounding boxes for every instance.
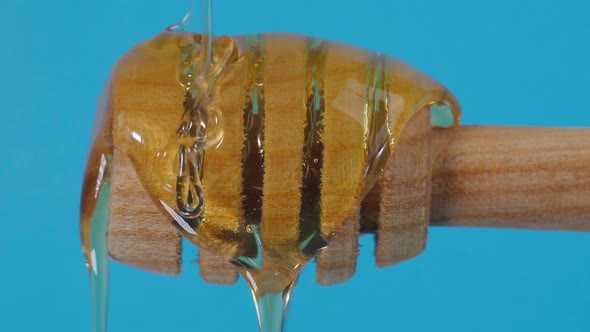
[82,32,590,288]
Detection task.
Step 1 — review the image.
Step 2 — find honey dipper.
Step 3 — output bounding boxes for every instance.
[81,32,590,288]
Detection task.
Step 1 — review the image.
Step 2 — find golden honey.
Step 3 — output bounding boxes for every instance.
[80,30,460,332]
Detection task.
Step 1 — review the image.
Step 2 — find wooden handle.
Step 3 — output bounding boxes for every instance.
[108,112,590,285]
[431,125,590,231]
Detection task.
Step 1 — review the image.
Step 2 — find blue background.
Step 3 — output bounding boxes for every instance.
[1,0,589,331]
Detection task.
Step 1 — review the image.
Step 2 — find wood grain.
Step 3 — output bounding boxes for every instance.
[199,249,238,285]
[260,34,306,246]
[376,107,431,267]
[316,210,360,285]
[431,125,590,231]
[110,149,182,275]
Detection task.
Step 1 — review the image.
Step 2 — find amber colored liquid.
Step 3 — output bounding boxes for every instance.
[80,25,460,332]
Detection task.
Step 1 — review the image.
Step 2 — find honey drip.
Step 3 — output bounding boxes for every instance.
[80,128,112,332]
[80,2,461,331]
[165,0,219,220]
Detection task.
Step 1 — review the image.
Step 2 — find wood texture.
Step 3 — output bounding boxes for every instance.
[260,34,306,246]
[319,41,368,239]
[316,108,432,283]
[431,125,590,231]
[110,149,182,275]
[376,107,431,267]
[199,249,238,285]
[316,210,360,285]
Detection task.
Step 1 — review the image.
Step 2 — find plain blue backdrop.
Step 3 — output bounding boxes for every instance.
[1,0,589,331]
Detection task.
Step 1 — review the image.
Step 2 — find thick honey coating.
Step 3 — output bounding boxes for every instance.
[81,31,461,295]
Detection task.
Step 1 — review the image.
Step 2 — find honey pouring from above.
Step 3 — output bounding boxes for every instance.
[80,1,590,331]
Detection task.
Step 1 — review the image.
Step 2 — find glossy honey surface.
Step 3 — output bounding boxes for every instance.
[81,31,460,290]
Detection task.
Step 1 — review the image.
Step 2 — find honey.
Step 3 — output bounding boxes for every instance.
[80,10,460,331]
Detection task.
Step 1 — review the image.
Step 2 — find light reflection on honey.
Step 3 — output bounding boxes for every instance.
[80,21,460,332]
